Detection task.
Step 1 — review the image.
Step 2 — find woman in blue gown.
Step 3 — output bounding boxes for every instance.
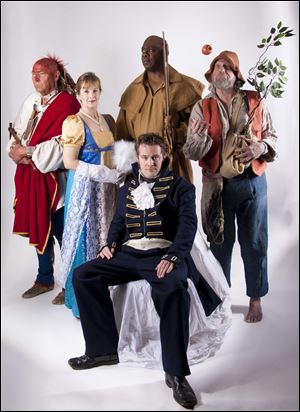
[56,72,121,317]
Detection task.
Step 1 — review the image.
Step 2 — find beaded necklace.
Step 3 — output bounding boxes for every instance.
[79,109,104,131]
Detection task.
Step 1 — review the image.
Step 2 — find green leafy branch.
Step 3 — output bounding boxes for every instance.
[246,21,294,129]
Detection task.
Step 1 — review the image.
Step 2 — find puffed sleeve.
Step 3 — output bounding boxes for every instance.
[61,115,85,146]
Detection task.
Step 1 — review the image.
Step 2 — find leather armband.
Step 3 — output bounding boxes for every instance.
[26,146,36,156]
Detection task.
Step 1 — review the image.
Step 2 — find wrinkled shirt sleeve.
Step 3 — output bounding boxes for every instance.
[32,137,64,173]
[183,100,213,161]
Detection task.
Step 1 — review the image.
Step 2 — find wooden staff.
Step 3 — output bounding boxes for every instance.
[162,31,173,153]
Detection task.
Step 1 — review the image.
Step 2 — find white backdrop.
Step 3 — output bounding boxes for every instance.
[1,1,299,411]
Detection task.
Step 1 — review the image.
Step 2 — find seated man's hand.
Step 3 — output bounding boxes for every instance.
[97,246,115,260]
[155,259,174,279]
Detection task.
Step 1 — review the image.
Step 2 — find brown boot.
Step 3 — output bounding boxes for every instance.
[22,282,54,299]
[52,289,65,305]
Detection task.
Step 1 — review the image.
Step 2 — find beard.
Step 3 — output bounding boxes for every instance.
[211,76,236,90]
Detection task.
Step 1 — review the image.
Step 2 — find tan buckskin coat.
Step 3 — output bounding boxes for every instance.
[116,65,204,183]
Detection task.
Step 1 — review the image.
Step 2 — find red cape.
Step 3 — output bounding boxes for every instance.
[13,91,80,254]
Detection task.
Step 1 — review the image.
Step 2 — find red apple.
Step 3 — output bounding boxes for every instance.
[202,44,212,55]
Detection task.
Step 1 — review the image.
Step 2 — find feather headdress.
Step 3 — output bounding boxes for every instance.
[45,53,76,95]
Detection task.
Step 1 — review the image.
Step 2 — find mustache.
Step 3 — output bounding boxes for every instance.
[211,77,236,90]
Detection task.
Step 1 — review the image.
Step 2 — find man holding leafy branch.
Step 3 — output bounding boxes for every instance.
[183,22,294,323]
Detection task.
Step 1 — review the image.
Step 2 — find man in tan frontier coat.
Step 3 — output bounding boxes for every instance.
[116,35,204,183]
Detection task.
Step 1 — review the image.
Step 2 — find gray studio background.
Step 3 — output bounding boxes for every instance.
[1,1,299,411]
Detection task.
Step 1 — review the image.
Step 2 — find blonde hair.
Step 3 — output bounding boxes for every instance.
[75,72,102,94]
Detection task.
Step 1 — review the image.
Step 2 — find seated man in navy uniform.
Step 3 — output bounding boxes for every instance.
[68,132,222,410]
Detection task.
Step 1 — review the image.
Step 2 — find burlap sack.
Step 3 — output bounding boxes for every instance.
[220,132,249,178]
[219,92,254,179]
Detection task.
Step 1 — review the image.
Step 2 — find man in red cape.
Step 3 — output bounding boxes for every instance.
[8,55,80,301]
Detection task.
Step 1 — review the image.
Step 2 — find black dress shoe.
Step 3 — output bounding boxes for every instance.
[165,373,197,409]
[68,353,119,370]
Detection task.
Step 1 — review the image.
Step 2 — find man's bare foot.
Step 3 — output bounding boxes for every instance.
[245,298,263,323]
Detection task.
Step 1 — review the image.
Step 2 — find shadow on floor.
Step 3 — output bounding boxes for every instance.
[231,304,248,320]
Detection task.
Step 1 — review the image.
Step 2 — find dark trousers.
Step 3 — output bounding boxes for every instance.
[73,246,191,377]
[35,207,64,285]
[211,171,268,297]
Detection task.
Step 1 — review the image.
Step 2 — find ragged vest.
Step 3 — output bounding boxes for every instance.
[199,90,266,176]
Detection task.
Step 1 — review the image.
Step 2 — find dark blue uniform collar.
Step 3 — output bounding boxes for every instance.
[131,158,171,181]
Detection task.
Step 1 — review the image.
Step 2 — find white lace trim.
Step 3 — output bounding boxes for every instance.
[57,172,116,288]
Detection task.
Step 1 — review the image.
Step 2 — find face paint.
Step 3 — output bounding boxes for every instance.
[32,60,58,96]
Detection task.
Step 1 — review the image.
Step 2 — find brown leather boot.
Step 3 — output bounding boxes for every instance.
[52,289,65,305]
[22,282,54,298]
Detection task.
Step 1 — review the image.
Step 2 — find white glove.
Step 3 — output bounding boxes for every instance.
[76,161,119,183]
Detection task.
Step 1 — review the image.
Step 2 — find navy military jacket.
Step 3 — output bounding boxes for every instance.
[106,161,222,316]
[107,161,197,265]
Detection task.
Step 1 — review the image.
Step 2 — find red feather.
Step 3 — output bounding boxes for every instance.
[46,53,65,73]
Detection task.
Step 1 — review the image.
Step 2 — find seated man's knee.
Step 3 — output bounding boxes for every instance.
[156,277,189,296]
[73,263,89,286]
